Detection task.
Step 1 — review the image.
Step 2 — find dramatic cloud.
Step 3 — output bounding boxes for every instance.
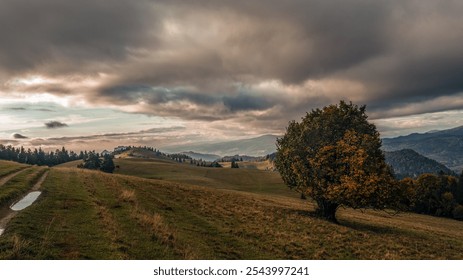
[45,126,186,141]
[0,0,158,75]
[18,126,190,152]
[45,121,68,129]
[12,133,28,139]
[1,0,463,144]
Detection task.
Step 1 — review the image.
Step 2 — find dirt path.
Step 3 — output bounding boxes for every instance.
[30,170,49,191]
[0,168,29,188]
[0,170,49,236]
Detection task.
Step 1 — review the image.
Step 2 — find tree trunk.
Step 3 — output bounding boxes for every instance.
[316,200,339,223]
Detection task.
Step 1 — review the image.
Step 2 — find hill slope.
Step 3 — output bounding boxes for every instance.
[162,134,279,157]
[1,159,463,259]
[179,151,221,162]
[385,149,455,179]
[382,125,463,172]
[113,158,288,196]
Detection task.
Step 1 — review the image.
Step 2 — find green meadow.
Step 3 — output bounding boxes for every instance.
[1,159,463,259]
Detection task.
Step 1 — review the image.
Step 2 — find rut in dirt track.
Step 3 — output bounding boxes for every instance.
[0,168,30,188]
[0,170,49,236]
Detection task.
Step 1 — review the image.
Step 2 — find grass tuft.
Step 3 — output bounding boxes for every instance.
[119,189,136,204]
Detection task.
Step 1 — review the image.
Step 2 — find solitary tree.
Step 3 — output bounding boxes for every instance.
[100,154,116,173]
[82,152,101,170]
[275,101,399,222]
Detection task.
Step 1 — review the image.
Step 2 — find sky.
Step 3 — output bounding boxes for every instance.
[1,0,463,152]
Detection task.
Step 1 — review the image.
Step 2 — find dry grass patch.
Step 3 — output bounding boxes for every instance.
[137,212,172,243]
[133,208,196,259]
[119,189,136,204]
[1,234,32,259]
[0,160,29,178]
[137,181,463,259]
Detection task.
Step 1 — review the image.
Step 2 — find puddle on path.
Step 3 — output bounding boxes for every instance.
[10,191,42,211]
[0,171,48,237]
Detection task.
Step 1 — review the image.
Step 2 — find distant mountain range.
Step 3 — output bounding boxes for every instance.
[382,125,463,172]
[384,149,454,179]
[163,134,279,157]
[161,125,463,173]
[179,151,221,162]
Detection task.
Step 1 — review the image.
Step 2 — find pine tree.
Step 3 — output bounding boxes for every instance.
[100,154,115,173]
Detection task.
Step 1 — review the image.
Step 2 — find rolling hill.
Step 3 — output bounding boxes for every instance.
[1,158,463,259]
[178,151,221,162]
[162,134,279,157]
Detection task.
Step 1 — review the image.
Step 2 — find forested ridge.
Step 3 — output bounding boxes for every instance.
[0,144,83,166]
[385,149,454,179]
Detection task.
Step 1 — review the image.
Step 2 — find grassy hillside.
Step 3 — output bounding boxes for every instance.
[113,158,289,197]
[0,160,29,178]
[162,134,278,156]
[220,160,275,171]
[1,159,463,259]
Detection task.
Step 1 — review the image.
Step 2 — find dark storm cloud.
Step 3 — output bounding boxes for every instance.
[0,0,158,75]
[94,0,463,121]
[2,0,463,124]
[150,0,392,83]
[223,94,273,112]
[102,85,219,106]
[45,121,68,129]
[101,83,279,118]
[12,133,28,139]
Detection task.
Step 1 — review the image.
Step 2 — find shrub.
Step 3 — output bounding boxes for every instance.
[453,204,463,220]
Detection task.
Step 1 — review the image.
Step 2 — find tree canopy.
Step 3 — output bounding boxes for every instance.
[78,152,115,173]
[275,101,400,222]
[100,154,116,173]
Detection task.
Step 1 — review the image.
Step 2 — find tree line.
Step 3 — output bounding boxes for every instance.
[0,144,83,166]
[113,146,223,168]
[77,152,115,173]
[399,171,463,219]
[0,144,119,173]
[186,158,222,167]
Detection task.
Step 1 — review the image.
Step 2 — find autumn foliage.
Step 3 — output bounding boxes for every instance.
[399,173,459,217]
[275,101,400,222]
